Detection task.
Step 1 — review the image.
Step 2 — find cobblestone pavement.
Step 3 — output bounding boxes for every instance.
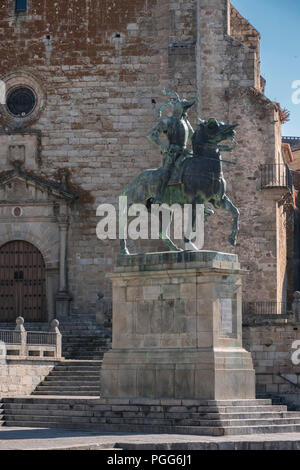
[2,427,300,450]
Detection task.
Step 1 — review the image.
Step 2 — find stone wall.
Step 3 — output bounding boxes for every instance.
[230,4,261,89]
[0,0,291,316]
[197,0,291,304]
[0,359,56,397]
[243,319,300,408]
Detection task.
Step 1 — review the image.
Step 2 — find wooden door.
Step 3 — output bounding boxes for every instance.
[0,241,47,322]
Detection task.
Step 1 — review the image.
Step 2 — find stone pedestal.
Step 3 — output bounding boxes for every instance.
[101,251,255,400]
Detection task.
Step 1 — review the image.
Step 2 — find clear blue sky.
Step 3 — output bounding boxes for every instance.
[232,0,300,136]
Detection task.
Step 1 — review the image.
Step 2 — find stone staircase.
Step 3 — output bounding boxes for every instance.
[0,402,4,427]
[3,398,300,435]
[32,361,101,397]
[54,314,111,360]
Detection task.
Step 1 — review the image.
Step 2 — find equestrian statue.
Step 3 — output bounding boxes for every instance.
[120,88,239,255]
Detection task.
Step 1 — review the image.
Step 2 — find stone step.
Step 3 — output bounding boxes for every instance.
[62,345,108,348]
[5,416,300,437]
[1,399,286,415]
[211,405,287,413]
[53,370,101,374]
[47,367,101,377]
[68,357,105,361]
[4,408,300,427]
[3,409,98,417]
[31,391,100,396]
[34,381,100,395]
[44,376,99,382]
[2,403,99,411]
[2,398,99,404]
[63,334,111,345]
[223,424,300,436]
[0,420,224,435]
[61,330,109,335]
[48,370,100,377]
[37,383,100,389]
[3,396,299,435]
[3,403,298,422]
[62,352,107,355]
[55,361,102,366]
[29,360,102,396]
[219,417,300,426]
[63,348,108,351]
[35,382,100,395]
[200,411,300,420]
[63,341,110,346]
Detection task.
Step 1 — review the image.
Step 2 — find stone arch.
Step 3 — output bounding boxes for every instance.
[0,231,54,269]
[0,229,59,322]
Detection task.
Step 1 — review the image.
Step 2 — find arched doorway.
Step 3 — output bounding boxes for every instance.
[0,240,47,322]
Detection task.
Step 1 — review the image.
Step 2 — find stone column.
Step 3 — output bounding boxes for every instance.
[58,217,68,292]
[56,204,72,317]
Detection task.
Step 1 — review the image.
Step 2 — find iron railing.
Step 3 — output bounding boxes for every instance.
[242,301,292,316]
[0,330,22,344]
[261,164,293,192]
[26,331,57,346]
[282,136,300,143]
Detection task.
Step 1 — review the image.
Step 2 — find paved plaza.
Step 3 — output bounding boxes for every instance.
[2,427,300,450]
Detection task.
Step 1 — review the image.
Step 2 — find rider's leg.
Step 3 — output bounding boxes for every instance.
[154,168,172,204]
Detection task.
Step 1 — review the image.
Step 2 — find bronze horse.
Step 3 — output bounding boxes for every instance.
[120,118,239,255]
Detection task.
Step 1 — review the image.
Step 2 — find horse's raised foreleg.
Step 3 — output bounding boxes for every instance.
[221,194,240,246]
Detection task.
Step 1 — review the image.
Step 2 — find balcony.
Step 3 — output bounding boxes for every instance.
[261,164,293,192]
[243,301,291,316]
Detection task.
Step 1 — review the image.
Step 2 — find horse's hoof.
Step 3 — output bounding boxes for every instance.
[204,208,214,216]
[120,249,130,256]
[169,247,183,252]
[185,241,200,251]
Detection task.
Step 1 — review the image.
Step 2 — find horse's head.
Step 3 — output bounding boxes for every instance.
[206,118,238,145]
[193,118,238,154]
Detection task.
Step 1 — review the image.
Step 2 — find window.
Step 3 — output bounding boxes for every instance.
[6,87,36,117]
[15,0,27,12]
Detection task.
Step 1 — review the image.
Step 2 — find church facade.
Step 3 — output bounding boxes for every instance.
[0,0,294,323]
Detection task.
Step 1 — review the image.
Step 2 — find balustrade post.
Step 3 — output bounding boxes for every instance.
[15,316,27,357]
[51,319,62,358]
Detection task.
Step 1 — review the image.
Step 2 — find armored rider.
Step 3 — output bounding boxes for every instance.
[147,89,196,204]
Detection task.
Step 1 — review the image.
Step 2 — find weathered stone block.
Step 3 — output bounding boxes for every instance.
[102,251,255,400]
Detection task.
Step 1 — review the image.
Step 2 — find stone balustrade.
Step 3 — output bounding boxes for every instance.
[0,317,62,360]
